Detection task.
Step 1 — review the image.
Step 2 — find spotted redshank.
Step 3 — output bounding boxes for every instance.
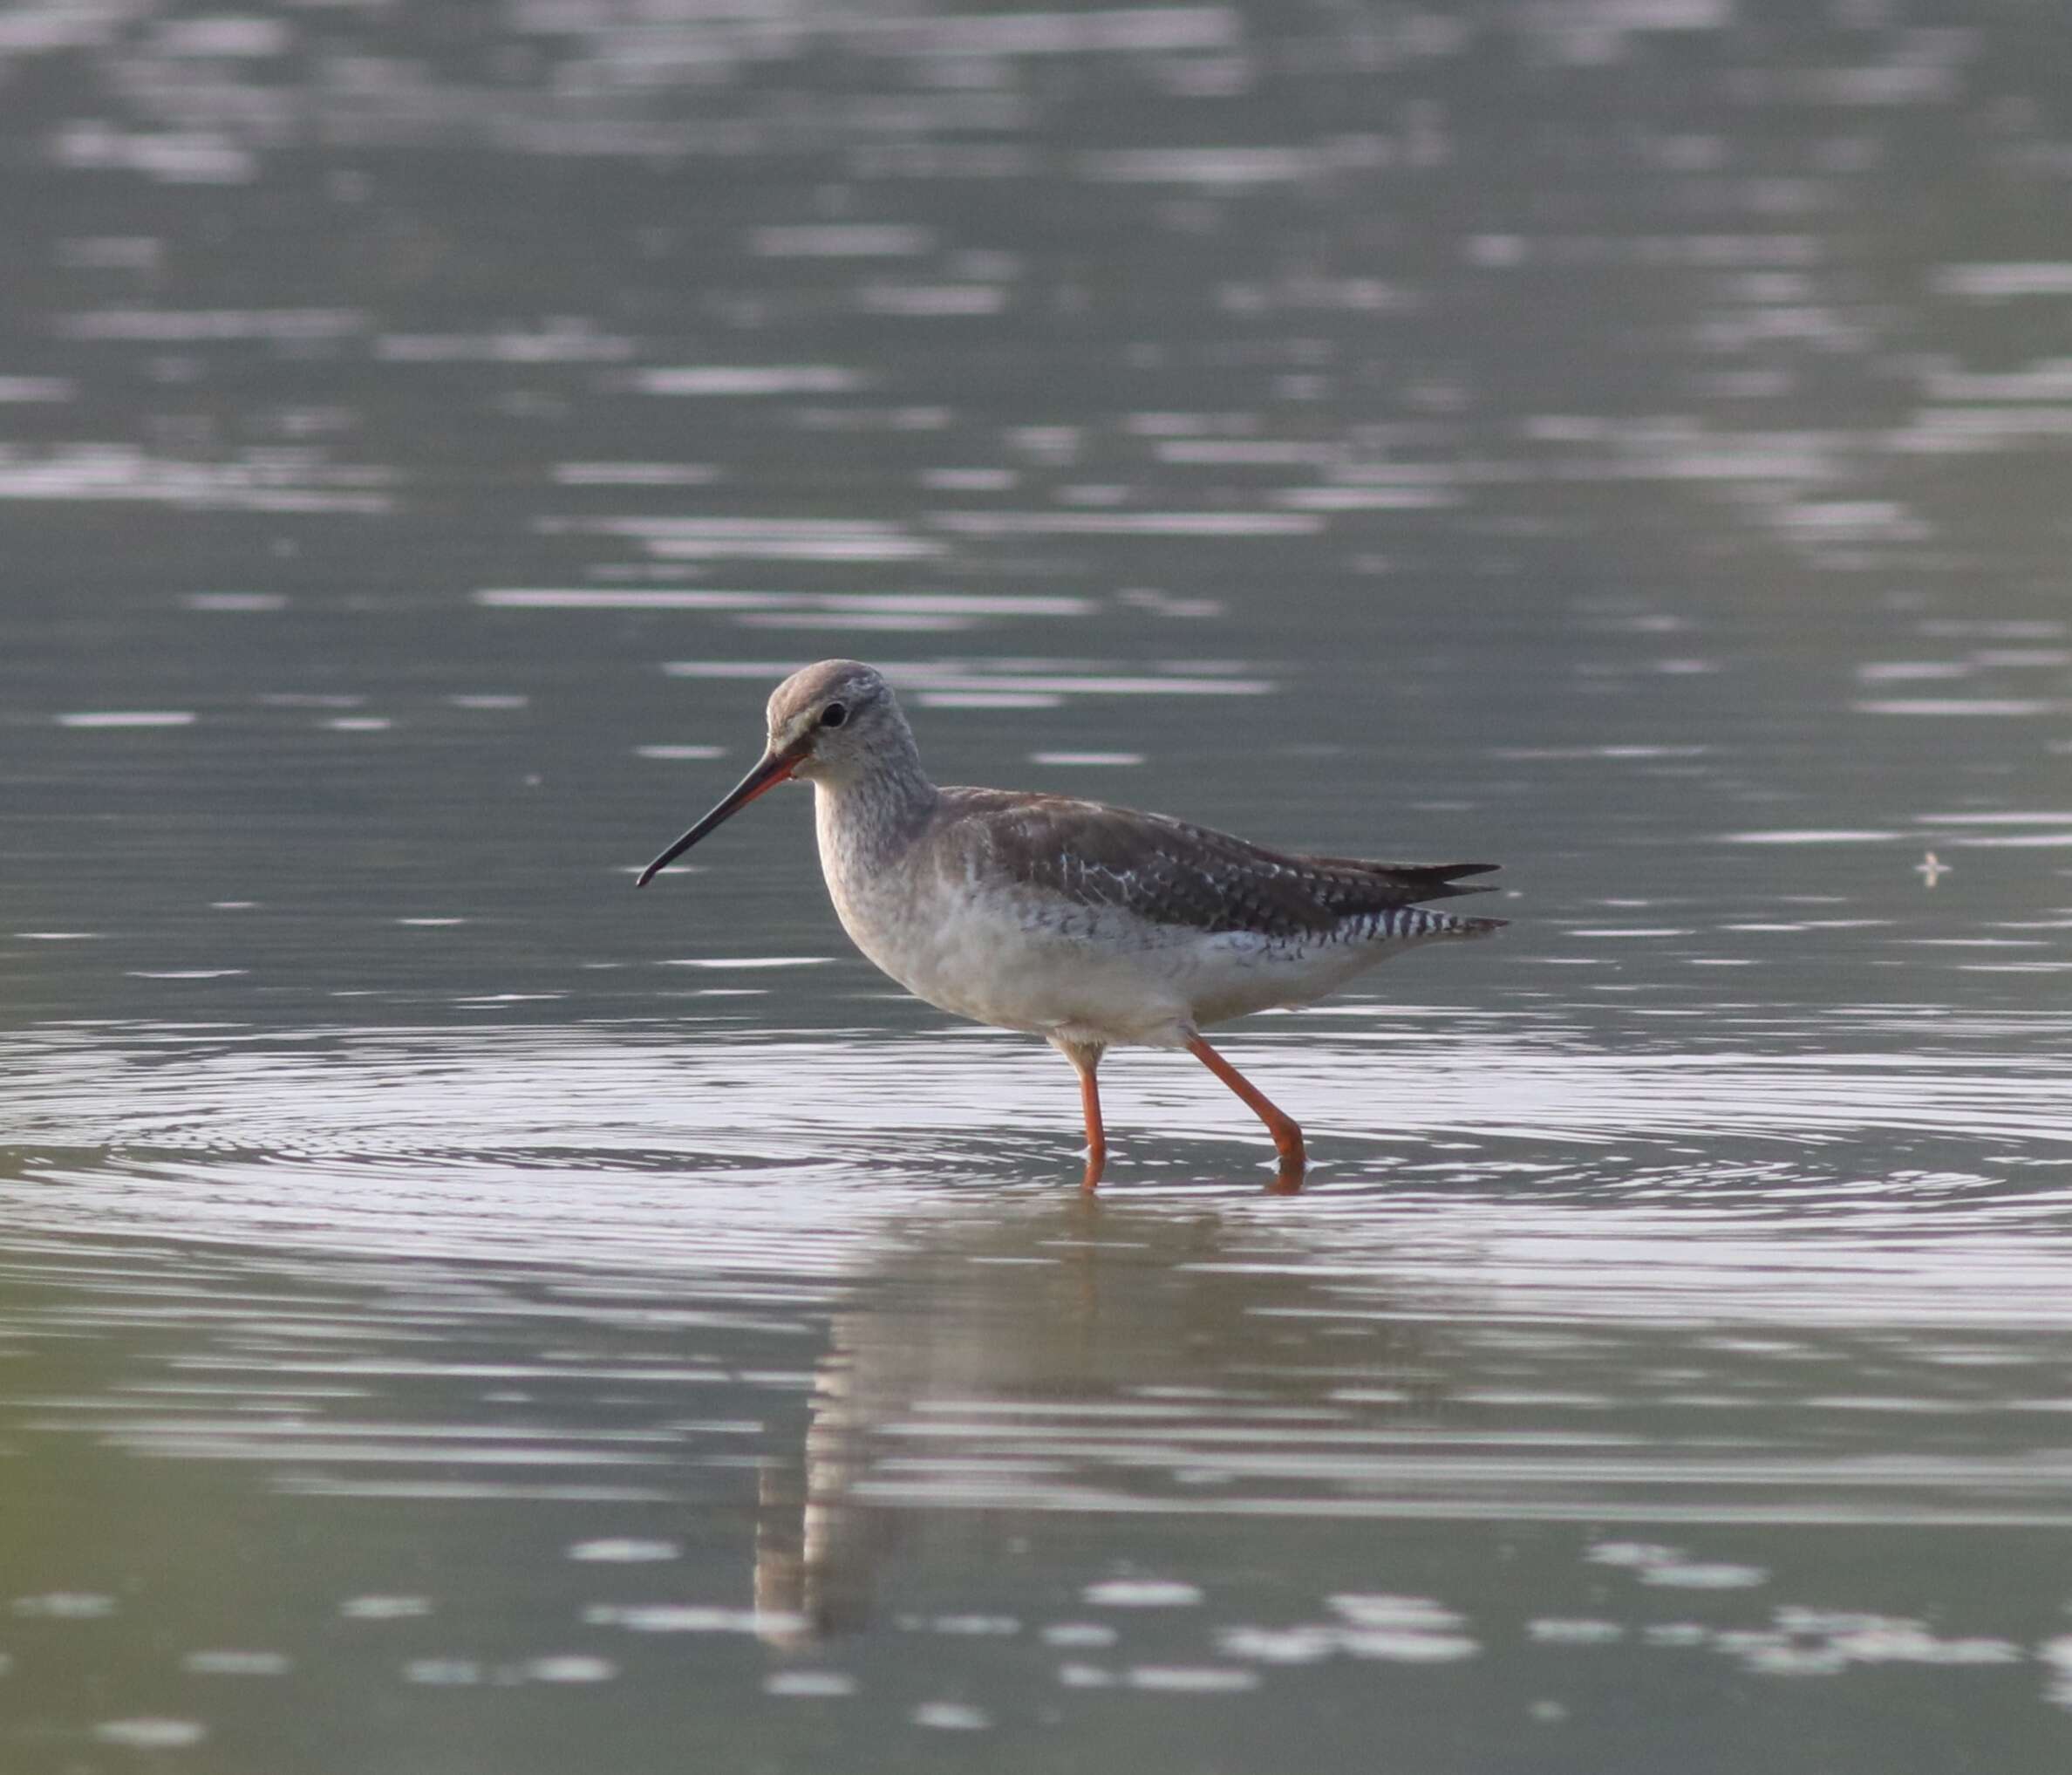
[637,660,1503,1189]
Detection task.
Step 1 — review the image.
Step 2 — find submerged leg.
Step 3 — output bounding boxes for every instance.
[1052,1037,1108,1190]
[1185,1034,1305,1188]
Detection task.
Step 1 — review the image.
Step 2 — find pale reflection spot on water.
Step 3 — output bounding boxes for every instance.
[527,1656,618,1684]
[1084,1580,1203,1608]
[567,1539,680,1563]
[1041,1623,1119,1648]
[1125,1667,1259,1692]
[766,1671,859,1698]
[339,1597,431,1621]
[1638,1562,1769,1589]
[911,1702,991,1730]
[1031,751,1147,767]
[93,1719,208,1749]
[182,1651,293,1677]
[402,1661,480,1686]
[55,709,195,727]
[182,592,287,611]
[13,1593,118,1620]
[912,1615,1019,1635]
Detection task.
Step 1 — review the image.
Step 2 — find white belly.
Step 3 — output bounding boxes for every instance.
[832,865,1183,1041]
[822,844,1422,1048]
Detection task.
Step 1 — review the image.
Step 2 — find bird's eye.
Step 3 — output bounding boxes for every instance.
[821,702,848,729]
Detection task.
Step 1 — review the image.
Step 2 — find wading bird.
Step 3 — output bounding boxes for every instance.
[638,660,1502,1190]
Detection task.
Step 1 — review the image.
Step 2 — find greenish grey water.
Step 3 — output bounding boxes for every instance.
[4,3,2072,1771]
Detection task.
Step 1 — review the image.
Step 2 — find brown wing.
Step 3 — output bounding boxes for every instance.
[934,789,1502,941]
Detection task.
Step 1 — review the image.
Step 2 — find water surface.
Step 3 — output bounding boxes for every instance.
[3,3,2072,1771]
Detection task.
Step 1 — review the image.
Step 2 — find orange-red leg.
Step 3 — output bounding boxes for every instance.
[1186,1034,1305,1189]
[1055,1040,1108,1190]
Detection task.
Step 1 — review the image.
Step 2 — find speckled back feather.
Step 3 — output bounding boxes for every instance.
[931,789,1504,942]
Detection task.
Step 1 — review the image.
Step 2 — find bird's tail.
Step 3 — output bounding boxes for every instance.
[1299,857,1503,904]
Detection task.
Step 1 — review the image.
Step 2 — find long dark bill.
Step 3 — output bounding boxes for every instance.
[636,747,801,887]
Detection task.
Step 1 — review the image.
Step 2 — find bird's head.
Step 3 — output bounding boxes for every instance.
[760,659,902,786]
[636,659,906,886]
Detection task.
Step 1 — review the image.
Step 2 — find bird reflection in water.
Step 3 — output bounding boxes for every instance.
[748,1194,1442,1642]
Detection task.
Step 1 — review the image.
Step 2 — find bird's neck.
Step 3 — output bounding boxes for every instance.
[812,748,938,882]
